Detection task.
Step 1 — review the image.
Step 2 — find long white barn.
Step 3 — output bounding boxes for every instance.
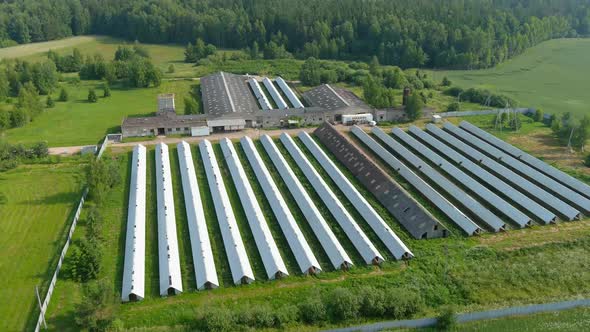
[248,78,272,110]
[275,77,304,108]
[263,77,288,109]
[220,138,289,279]
[240,136,321,275]
[122,144,146,302]
[298,131,413,260]
[260,134,353,269]
[199,139,255,285]
[155,143,183,296]
[177,141,219,290]
[280,133,383,265]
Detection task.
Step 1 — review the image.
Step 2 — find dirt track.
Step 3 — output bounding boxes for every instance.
[48,126,357,155]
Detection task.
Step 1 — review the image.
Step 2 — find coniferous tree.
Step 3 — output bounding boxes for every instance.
[103,84,111,97]
[46,95,55,108]
[59,87,69,102]
[405,93,424,121]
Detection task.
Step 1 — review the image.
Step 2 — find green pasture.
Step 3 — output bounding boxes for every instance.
[1,79,198,147]
[0,160,84,331]
[429,38,590,117]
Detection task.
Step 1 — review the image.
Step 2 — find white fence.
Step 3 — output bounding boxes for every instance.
[35,136,110,332]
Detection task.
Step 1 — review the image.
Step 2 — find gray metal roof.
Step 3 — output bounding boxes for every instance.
[393,127,530,228]
[352,126,481,236]
[298,131,412,260]
[441,123,580,221]
[374,127,507,232]
[122,145,146,302]
[303,84,349,110]
[459,121,590,200]
[122,113,207,129]
[452,124,590,214]
[314,122,447,240]
[201,72,260,115]
[418,125,556,224]
[281,133,384,265]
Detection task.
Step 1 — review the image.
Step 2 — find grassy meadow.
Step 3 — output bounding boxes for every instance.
[401,306,590,332]
[1,79,198,147]
[0,159,85,331]
[429,38,590,118]
[41,120,590,330]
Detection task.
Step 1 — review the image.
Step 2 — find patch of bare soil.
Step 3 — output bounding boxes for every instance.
[507,130,590,176]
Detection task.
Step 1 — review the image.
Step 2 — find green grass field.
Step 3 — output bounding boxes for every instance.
[40,122,590,331]
[397,306,590,332]
[1,79,198,147]
[429,38,590,117]
[0,160,84,331]
[456,307,590,332]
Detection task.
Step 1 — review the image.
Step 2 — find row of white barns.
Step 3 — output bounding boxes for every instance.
[249,76,304,110]
[122,135,411,301]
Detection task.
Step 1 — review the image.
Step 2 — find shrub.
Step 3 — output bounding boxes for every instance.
[407,75,424,90]
[298,296,327,324]
[382,288,423,319]
[75,279,117,331]
[446,102,460,112]
[326,287,360,321]
[167,64,175,73]
[436,306,457,331]
[274,304,298,327]
[585,154,590,167]
[444,86,463,97]
[201,307,235,332]
[236,305,275,328]
[358,286,386,318]
[442,76,452,86]
[88,88,98,103]
[422,78,435,89]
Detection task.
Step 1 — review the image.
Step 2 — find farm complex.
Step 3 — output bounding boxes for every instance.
[119,119,590,301]
[121,72,388,138]
[3,0,590,329]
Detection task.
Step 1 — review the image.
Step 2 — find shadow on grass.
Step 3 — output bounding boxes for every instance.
[21,191,79,205]
[24,188,86,331]
[114,151,133,297]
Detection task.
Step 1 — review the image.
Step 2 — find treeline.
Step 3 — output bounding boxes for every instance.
[1,1,590,69]
[0,67,53,130]
[444,87,518,109]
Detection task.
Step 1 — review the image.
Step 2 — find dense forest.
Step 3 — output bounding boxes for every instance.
[1,0,589,69]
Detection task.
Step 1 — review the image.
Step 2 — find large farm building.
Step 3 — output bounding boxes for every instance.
[121,72,406,138]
